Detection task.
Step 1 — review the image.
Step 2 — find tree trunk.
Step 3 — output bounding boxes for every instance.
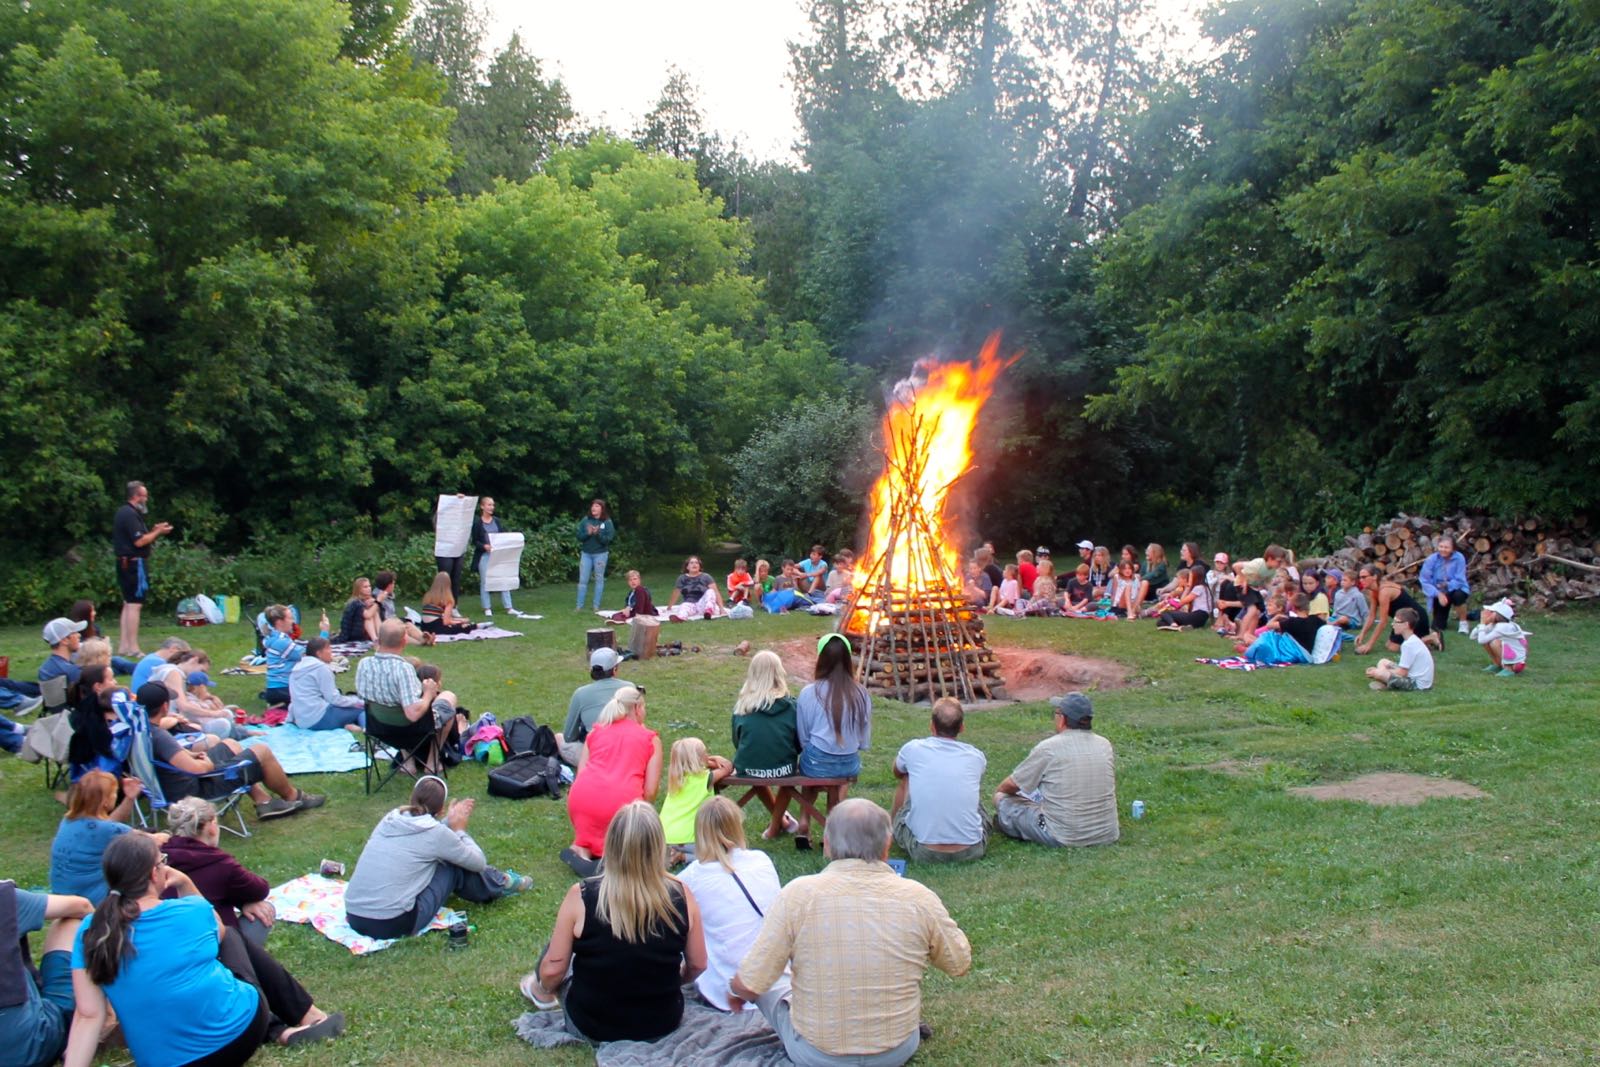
[1068,0,1123,220]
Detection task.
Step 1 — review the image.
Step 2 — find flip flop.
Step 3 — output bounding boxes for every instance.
[283,1012,345,1046]
[520,973,560,1010]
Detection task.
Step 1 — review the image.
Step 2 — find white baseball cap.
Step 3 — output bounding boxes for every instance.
[42,617,88,645]
[589,647,622,671]
[1075,539,1094,551]
[1484,598,1515,621]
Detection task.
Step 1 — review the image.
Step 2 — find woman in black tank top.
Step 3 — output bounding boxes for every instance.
[520,801,706,1043]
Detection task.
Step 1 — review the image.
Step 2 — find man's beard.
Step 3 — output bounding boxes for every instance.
[133,500,148,514]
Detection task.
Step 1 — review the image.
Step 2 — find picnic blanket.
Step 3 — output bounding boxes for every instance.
[1194,657,1298,671]
[268,874,463,955]
[327,640,372,658]
[514,1000,790,1065]
[432,624,527,644]
[243,724,370,774]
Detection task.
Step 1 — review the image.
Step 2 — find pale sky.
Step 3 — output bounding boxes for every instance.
[484,0,1207,162]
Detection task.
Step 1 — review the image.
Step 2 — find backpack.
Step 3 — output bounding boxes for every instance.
[503,716,557,759]
[488,752,563,800]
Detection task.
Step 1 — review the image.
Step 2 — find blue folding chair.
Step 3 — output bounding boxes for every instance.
[123,697,255,838]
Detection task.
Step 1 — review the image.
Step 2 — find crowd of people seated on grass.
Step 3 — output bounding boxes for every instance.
[942,534,1530,685]
[1,516,1540,1066]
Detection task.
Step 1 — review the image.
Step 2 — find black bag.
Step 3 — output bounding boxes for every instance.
[504,716,558,759]
[488,752,564,800]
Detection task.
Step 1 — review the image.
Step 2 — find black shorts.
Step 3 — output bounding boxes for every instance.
[117,557,148,605]
[197,744,266,799]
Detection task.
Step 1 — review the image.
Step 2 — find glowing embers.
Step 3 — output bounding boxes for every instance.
[838,333,1012,704]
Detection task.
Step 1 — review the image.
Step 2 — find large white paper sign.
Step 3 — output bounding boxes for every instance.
[484,531,524,592]
[433,494,477,558]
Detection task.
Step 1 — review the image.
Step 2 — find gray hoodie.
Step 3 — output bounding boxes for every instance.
[344,808,486,920]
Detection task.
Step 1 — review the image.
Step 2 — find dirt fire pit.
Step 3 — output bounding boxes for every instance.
[771,638,1130,705]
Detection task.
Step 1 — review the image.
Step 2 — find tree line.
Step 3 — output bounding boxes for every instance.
[3,0,1594,590]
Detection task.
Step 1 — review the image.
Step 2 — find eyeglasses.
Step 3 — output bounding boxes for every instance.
[157,853,169,867]
[634,685,647,696]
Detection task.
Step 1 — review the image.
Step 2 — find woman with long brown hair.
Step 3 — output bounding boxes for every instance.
[418,570,475,635]
[793,633,872,848]
[520,801,706,1042]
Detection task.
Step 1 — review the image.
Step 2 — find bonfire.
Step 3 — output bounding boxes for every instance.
[836,333,1013,704]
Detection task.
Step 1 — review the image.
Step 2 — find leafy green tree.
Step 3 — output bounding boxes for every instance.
[733,398,879,557]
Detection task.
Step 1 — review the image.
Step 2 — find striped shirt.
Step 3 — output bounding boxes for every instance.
[736,859,971,1056]
[354,652,420,709]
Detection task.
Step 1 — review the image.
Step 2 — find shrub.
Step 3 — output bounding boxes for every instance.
[0,522,633,619]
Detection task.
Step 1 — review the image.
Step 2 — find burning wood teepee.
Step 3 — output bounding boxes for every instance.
[836,337,1011,704]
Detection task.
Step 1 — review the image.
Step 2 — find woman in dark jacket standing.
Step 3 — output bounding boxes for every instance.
[575,499,615,612]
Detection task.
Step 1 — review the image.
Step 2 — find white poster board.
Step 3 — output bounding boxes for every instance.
[433,494,477,558]
[484,531,524,592]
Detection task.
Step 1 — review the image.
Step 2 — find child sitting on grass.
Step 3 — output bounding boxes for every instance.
[1470,598,1530,677]
[727,559,754,605]
[1329,569,1366,630]
[1366,608,1434,691]
[997,564,1021,611]
[659,737,733,865]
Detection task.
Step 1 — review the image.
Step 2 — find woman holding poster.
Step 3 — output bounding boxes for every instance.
[575,499,615,612]
[471,497,520,618]
[433,492,475,601]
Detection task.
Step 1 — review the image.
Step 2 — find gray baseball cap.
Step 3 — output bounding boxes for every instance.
[1048,692,1093,723]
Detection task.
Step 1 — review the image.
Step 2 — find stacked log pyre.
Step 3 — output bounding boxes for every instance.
[838,413,1006,705]
[1311,513,1600,612]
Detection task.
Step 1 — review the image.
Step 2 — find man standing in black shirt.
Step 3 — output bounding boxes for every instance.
[113,480,172,657]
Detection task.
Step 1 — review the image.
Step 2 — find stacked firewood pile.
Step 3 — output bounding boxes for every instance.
[1312,513,1600,612]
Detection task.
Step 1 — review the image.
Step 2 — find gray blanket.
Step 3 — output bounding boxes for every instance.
[513,1001,792,1066]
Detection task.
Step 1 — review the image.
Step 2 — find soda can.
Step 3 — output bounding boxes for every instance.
[1130,800,1146,820]
[319,859,345,878]
[232,705,248,725]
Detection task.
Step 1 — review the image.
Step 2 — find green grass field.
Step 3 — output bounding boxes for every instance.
[3,569,1596,1066]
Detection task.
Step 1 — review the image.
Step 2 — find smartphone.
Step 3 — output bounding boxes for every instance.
[886,859,907,877]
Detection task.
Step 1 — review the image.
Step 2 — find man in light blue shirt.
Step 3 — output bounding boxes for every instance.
[891,698,990,863]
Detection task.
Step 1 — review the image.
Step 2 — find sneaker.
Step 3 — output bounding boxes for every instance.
[1496,668,1516,678]
[15,695,44,715]
[1482,664,1498,673]
[501,869,533,894]
[1369,681,1387,690]
[257,798,298,820]
[484,608,493,617]
[292,791,327,811]
[520,973,560,1010]
[1458,620,1470,634]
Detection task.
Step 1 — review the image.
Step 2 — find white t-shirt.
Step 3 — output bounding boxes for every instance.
[894,736,987,847]
[676,849,783,1011]
[1398,634,1434,690]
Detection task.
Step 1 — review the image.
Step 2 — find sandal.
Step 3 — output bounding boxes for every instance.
[794,834,812,852]
[520,973,560,1011]
[761,813,800,840]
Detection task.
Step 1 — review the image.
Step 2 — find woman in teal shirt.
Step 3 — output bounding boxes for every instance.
[575,498,616,611]
[64,835,341,1067]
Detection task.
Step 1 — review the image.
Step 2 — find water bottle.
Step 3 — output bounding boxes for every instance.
[318,610,330,639]
[1130,799,1146,819]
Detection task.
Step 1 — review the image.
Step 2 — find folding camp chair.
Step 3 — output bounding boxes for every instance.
[123,698,255,838]
[38,676,70,715]
[20,711,74,791]
[364,702,446,795]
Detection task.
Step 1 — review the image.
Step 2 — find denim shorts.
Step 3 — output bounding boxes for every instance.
[798,748,860,779]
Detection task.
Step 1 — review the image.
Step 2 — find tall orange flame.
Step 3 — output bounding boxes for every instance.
[857,333,1015,607]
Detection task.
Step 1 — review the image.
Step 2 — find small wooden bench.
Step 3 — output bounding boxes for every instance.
[716,774,856,831]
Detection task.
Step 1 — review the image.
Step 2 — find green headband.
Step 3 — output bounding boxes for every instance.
[817,632,850,655]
